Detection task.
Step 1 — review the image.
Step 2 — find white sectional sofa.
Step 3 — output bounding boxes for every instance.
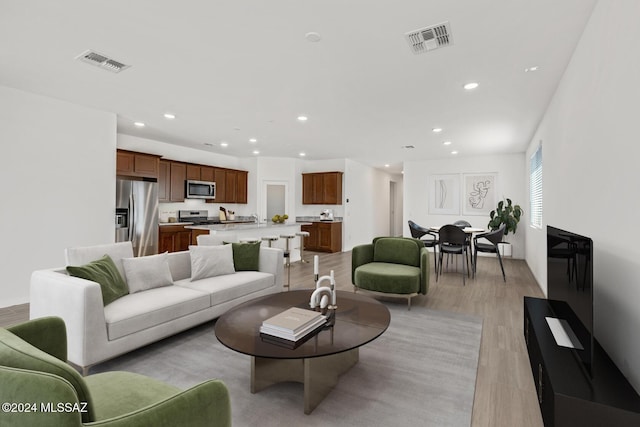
[30,241,284,374]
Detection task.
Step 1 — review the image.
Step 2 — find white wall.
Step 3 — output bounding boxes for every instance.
[0,86,116,307]
[404,153,527,258]
[524,0,640,391]
[343,159,401,251]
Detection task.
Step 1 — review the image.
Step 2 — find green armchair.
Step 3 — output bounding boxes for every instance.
[352,237,429,310]
[0,317,231,427]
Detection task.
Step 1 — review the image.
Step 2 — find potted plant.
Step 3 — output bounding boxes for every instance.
[487,198,523,257]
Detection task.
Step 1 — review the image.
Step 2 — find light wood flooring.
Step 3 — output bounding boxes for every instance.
[1,250,544,427]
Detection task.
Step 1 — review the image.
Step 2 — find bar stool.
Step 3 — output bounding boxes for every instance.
[295,231,310,263]
[280,233,296,291]
[261,236,279,247]
[239,237,260,243]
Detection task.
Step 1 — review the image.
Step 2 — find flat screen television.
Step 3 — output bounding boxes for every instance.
[547,225,593,376]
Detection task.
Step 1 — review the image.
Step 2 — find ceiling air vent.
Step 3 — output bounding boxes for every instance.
[75,50,131,73]
[405,22,452,54]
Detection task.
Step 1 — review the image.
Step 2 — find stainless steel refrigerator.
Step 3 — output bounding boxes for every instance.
[115,178,158,256]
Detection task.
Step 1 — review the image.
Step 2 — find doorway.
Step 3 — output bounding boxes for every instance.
[262,181,289,223]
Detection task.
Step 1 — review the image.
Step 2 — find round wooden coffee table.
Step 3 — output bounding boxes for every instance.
[215,289,390,414]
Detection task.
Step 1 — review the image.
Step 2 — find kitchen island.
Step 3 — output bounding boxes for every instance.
[186,222,311,263]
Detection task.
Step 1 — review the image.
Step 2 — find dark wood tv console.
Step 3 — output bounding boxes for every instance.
[524,297,640,426]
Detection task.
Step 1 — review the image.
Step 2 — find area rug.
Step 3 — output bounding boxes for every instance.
[92,304,483,427]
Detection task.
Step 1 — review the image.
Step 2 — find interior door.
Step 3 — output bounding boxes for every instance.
[262,181,288,223]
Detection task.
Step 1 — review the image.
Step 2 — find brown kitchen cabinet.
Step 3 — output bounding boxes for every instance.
[301,172,343,204]
[169,162,186,201]
[123,149,247,204]
[207,167,248,204]
[191,229,210,245]
[186,164,215,182]
[301,224,317,249]
[117,150,160,179]
[235,170,248,203]
[301,222,342,253]
[158,160,170,202]
[159,225,191,253]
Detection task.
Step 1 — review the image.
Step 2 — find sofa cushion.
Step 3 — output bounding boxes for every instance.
[122,252,174,293]
[0,328,96,423]
[65,241,133,280]
[373,237,421,267]
[229,241,261,271]
[176,271,274,306]
[104,286,210,341]
[354,262,421,294]
[66,255,129,306]
[189,245,235,281]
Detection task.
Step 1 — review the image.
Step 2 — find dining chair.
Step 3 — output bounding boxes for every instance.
[473,224,507,282]
[408,220,439,278]
[453,220,472,270]
[437,224,470,285]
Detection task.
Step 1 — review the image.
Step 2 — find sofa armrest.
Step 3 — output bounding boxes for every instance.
[7,316,68,362]
[258,247,284,289]
[30,269,109,369]
[88,379,231,427]
[351,244,374,285]
[419,247,430,295]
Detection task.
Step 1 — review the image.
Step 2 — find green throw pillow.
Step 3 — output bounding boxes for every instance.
[228,241,261,271]
[66,254,129,306]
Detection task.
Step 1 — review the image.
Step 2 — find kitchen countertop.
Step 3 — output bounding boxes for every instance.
[160,220,255,227]
[185,222,311,231]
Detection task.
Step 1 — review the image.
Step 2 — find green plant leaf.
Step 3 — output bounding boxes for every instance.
[488,198,521,235]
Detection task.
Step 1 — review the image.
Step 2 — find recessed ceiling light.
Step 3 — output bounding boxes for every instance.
[249,138,257,143]
[305,32,322,42]
[299,152,306,157]
[252,150,260,155]
[463,82,479,90]
[163,113,175,119]
[133,122,145,127]
[297,115,308,122]
[451,150,459,155]
[384,164,390,168]
[525,66,539,72]
[432,128,443,133]
[443,141,452,146]
[220,142,228,147]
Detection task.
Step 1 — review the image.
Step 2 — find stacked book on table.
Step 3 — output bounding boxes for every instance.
[259,307,327,347]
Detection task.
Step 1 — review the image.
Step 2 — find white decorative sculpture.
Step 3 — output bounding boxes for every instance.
[310,255,337,316]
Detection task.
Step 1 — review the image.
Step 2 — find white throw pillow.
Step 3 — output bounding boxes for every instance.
[122,252,174,293]
[189,244,235,281]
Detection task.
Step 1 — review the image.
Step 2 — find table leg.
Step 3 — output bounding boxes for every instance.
[304,348,359,414]
[251,348,360,414]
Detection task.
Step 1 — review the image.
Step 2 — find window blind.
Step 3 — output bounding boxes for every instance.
[530,146,543,228]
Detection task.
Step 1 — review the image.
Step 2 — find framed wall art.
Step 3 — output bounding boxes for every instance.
[428,174,460,215]
[463,173,497,216]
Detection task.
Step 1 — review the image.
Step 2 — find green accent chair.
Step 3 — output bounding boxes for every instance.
[0,317,231,427]
[352,237,429,310]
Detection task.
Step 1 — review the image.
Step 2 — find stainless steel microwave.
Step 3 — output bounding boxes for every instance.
[186,180,216,199]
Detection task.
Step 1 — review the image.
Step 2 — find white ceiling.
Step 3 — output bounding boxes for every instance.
[0,0,597,173]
